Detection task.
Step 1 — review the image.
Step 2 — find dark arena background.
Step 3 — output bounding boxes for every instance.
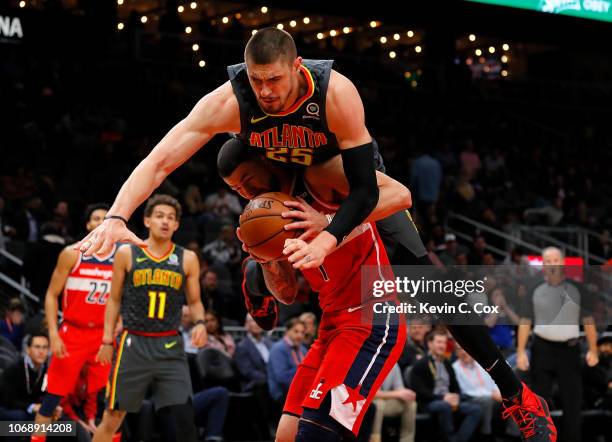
[0,1,610,441]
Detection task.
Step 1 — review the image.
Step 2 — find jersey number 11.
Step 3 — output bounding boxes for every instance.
[147,291,167,320]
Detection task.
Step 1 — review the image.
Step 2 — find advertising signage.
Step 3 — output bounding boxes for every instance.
[466,0,612,23]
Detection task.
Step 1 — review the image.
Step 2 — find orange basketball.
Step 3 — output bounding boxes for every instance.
[239,192,303,261]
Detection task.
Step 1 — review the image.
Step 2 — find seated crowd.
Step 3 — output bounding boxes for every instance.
[1,290,609,442]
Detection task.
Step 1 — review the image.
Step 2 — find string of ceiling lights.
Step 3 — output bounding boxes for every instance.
[14,1,511,78]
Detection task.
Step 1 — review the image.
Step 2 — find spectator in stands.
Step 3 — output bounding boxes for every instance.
[192,386,230,442]
[398,316,431,371]
[523,196,564,226]
[267,318,307,403]
[0,333,89,442]
[298,312,318,349]
[140,386,230,442]
[591,229,612,261]
[410,147,442,225]
[183,185,206,219]
[467,235,487,265]
[53,200,72,240]
[0,298,26,350]
[459,138,481,179]
[410,329,481,442]
[23,220,66,298]
[452,344,502,440]
[233,314,273,440]
[185,239,209,278]
[203,310,236,356]
[180,305,199,355]
[370,363,417,442]
[13,196,43,242]
[204,186,242,222]
[202,224,243,270]
[234,314,272,392]
[484,287,520,356]
[582,335,611,410]
[516,246,599,442]
[0,196,17,250]
[201,269,242,322]
[60,363,99,435]
[438,233,462,266]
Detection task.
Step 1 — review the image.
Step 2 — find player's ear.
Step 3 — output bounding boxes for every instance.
[294,56,302,71]
[143,217,151,229]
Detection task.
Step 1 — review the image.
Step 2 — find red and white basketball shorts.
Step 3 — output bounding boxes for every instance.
[46,323,111,396]
[283,300,406,435]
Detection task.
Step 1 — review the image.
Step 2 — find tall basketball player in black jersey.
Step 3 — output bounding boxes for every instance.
[78,28,383,272]
[78,28,555,441]
[92,195,206,442]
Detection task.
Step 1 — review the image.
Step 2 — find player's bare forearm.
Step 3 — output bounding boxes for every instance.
[306,158,411,225]
[362,172,411,223]
[183,250,205,321]
[102,296,122,342]
[583,319,598,352]
[44,291,60,337]
[517,320,532,353]
[45,247,77,336]
[261,260,297,304]
[188,301,206,323]
[104,246,128,342]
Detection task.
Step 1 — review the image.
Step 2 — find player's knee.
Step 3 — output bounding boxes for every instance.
[295,402,347,442]
[103,409,127,429]
[39,394,62,417]
[295,418,342,442]
[275,413,299,442]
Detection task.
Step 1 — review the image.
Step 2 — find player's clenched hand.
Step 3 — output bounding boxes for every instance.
[283,232,335,270]
[86,418,97,433]
[53,405,63,420]
[95,343,114,365]
[282,197,328,241]
[236,227,268,263]
[50,333,68,358]
[516,350,530,371]
[75,219,146,257]
[191,323,208,348]
[586,349,599,367]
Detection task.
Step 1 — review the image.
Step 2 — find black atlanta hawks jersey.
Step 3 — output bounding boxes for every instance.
[227,59,341,168]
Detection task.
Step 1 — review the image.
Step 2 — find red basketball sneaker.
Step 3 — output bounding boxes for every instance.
[241,257,278,330]
[502,382,557,441]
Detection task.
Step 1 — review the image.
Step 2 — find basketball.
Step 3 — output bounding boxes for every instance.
[239,192,303,261]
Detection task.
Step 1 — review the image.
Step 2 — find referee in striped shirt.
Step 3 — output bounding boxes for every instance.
[516,246,599,442]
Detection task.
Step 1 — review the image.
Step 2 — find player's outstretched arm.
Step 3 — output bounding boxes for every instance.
[183,250,207,347]
[284,71,379,270]
[76,82,240,257]
[96,245,130,364]
[260,259,298,305]
[45,246,79,358]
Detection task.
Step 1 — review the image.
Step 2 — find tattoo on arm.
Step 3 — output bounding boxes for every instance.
[261,261,297,304]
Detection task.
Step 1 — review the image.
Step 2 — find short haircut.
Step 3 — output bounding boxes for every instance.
[285,317,304,332]
[217,138,257,178]
[144,194,182,220]
[542,246,564,260]
[26,333,49,347]
[244,27,297,65]
[427,328,448,342]
[83,203,110,224]
[299,312,316,322]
